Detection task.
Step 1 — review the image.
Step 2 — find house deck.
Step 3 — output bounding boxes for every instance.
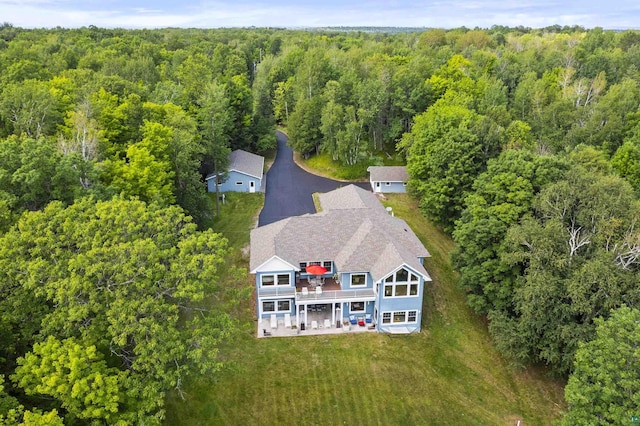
[295,277,341,291]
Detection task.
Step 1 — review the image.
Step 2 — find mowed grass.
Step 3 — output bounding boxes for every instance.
[299,152,404,181]
[165,193,565,425]
[302,153,371,180]
[207,192,264,250]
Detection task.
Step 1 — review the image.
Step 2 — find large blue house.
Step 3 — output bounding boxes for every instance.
[250,185,431,337]
[206,149,264,193]
[367,166,409,193]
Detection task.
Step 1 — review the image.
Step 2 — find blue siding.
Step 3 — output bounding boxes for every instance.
[378,290,423,311]
[256,270,295,288]
[339,272,372,290]
[208,170,262,193]
[376,273,424,332]
[346,300,374,316]
[371,180,407,193]
[256,270,296,320]
[258,298,295,319]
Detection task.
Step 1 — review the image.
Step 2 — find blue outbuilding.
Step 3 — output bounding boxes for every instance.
[367,166,409,193]
[206,149,264,193]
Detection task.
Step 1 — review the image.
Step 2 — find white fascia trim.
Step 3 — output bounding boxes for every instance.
[380,263,430,283]
[250,255,300,274]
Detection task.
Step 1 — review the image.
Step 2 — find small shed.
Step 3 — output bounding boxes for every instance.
[206,149,264,193]
[367,166,408,193]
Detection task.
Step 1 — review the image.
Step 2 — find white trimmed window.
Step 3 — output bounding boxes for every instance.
[299,261,333,274]
[235,181,243,185]
[351,273,366,287]
[382,267,419,297]
[260,274,290,286]
[384,283,418,297]
[262,299,291,313]
[350,301,365,313]
[381,310,418,325]
[385,182,391,186]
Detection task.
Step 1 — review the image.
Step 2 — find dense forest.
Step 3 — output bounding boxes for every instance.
[1,23,640,423]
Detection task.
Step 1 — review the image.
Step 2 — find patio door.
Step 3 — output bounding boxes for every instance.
[249,181,255,193]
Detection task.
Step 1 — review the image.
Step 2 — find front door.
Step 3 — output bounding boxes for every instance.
[375,182,381,192]
[249,181,255,193]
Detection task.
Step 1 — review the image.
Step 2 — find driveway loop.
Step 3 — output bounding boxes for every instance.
[258,131,370,226]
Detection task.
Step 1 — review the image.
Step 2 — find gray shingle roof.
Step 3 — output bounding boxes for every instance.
[318,185,386,212]
[250,185,431,282]
[367,166,409,182]
[204,149,265,181]
[228,149,264,179]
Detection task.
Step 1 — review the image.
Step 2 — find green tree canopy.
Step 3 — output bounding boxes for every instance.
[562,305,640,425]
[490,166,640,374]
[401,92,502,231]
[452,149,568,314]
[0,197,234,423]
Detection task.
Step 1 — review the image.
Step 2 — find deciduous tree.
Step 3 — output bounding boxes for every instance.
[0,197,234,423]
[562,305,640,425]
[491,166,640,374]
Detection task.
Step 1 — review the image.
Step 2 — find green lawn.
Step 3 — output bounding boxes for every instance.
[166,193,565,425]
[208,192,264,250]
[299,152,404,181]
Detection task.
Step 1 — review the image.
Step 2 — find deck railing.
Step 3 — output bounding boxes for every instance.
[257,284,376,302]
[295,288,376,302]
[257,287,297,298]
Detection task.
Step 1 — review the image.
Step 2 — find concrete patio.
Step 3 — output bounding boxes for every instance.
[257,311,376,338]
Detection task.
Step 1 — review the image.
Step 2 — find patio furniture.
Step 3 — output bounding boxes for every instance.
[349,315,357,325]
[324,319,331,329]
[270,314,277,329]
[365,313,372,323]
[284,313,292,328]
[315,286,322,295]
[306,265,327,287]
[311,320,318,330]
[301,287,309,296]
[357,316,365,326]
[263,329,271,336]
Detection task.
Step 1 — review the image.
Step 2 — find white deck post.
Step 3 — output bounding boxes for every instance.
[304,305,308,326]
[257,298,262,320]
[331,303,335,325]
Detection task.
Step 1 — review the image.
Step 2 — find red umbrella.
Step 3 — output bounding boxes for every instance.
[306,265,327,275]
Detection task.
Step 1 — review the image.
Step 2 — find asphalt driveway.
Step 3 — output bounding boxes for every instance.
[258,131,370,226]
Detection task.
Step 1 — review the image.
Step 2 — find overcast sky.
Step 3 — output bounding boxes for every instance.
[1,0,639,30]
